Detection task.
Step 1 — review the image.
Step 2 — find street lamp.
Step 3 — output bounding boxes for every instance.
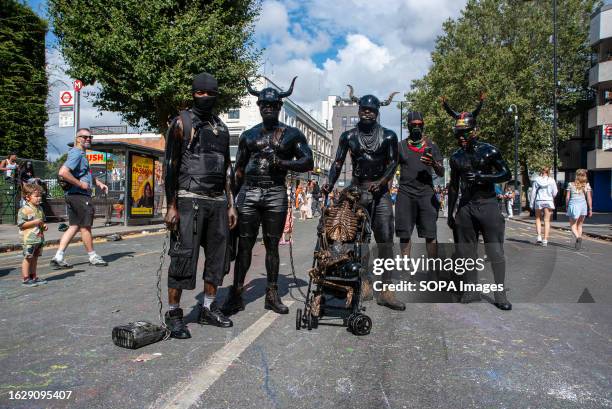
[508,104,520,216]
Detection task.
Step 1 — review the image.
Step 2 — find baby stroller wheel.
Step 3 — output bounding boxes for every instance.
[348,313,372,336]
[310,313,319,329]
[296,308,302,330]
[307,313,313,330]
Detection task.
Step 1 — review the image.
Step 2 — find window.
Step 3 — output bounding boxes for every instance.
[350,116,359,125]
[342,116,347,128]
[228,109,240,119]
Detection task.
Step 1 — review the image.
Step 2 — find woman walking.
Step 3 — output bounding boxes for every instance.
[530,167,558,246]
[566,169,592,250]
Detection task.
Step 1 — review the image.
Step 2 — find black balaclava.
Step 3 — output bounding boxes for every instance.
[192,72,218,119]
[407,111,425,144]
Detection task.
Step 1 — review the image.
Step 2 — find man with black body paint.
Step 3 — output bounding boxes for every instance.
[444,94,512,311]
[322,85,404,311]
[163,72,238,339]
[222,77,314,316]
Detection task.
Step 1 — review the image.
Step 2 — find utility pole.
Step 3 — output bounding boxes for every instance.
[552,0,559,220]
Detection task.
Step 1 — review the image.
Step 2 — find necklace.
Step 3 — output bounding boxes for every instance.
[358,126,381,153]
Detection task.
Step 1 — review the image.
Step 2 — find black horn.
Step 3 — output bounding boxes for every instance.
[472,97,484,118]
[441,97,460,119]
[380,91,399,106]
[279,76,297,98]
[245,77,260,97]
[347,84,359,103]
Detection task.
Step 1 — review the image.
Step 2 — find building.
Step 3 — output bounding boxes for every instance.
[587,3,612,211]
[218,76,333,182]
[321,96,359,187]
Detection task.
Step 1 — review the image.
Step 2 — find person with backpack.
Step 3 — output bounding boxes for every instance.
[162,72,238,339]
[529,166,558,246]
[565,169,592,250]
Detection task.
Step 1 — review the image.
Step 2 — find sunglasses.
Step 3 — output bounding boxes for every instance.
[78,134,93,140]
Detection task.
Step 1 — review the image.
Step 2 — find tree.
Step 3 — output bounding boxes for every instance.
[49,0,261,133]
[405,0,596,175]
[0,0,48,160]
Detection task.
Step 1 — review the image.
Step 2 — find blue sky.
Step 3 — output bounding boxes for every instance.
[29,0,468,158]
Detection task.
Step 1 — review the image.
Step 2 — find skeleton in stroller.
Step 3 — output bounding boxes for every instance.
[296,186,373,335]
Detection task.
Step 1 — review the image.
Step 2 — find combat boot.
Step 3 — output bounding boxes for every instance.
[493,290,512,311]
[377,290,406,311]
[221,285,245,315]
[164,308,191,339]
[265,284,289,314]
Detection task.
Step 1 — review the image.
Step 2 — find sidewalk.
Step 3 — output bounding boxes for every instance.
[0,219,166,252]
[513,211,612,240]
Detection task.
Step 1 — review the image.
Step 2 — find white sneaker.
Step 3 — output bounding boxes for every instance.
[541,240,548,247]
[536,236,542,244]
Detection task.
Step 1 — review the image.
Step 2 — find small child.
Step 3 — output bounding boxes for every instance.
[18,183,48,287]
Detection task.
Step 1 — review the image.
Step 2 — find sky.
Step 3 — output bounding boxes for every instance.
[29,0,469,159]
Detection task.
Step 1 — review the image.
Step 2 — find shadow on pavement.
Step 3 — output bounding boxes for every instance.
[46,269,86,282]
[0,268,14,278]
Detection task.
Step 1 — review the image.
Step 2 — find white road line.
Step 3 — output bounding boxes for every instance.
[150,301,295,409]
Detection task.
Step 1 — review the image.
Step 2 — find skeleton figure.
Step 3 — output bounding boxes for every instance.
[308,187,368,313]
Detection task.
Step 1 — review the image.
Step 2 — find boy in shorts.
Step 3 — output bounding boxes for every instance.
[18,184,48,287]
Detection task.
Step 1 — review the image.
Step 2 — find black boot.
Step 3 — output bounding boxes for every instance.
[493,291,512,311]
[265,284,288,314]
[164,308,191,339]
[221,285,245,316]
[377,290,406,311]
[199,302,233,327]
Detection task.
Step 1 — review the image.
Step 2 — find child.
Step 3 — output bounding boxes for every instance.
[18,183,48,287]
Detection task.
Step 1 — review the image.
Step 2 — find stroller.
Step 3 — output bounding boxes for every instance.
[296,186,372,336]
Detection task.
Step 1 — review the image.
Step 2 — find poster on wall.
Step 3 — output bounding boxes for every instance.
[86,150,106,165]
[603,124,612,151]
[130,154,155,217]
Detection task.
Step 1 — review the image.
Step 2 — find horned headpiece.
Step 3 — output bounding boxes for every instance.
[441,93,485,132]
[246,76,297,105]
[347,85,398,112]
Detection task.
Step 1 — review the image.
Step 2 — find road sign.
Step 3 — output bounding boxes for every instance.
[59,90,75,127]
[59,90,74,106]
[73,80,84,92]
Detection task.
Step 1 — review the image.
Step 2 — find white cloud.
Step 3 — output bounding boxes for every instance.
[44,0,467,158]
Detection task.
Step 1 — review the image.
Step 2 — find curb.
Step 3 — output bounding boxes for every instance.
[0,226,167,253]
[512,218,611,242]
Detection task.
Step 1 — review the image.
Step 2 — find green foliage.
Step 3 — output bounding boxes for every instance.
[405,0,597,172]
[0,0,49,160]
[49,0,261,134]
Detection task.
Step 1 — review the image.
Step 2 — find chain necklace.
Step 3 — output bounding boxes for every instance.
[358,125,382,154]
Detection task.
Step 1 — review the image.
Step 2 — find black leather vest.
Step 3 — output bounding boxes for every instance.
[178,121,229,195]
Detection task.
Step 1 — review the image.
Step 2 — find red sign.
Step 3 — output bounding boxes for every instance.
[60,91,73,106]
[604,124,612,137]
[73,80,84,92]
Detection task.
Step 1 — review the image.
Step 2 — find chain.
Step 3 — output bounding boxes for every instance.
[156,230,172,340]
[288,175,307,300]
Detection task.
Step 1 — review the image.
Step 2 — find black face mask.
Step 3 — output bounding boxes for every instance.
[192,96,216,119]
[408,126,423,142]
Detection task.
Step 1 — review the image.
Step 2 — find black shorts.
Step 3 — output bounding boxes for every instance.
[395,191,439,239]
[167,197,229,290]
[66,194,95,227]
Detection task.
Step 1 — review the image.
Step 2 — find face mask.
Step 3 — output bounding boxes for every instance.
[192,95,217,117]
[409,126,423,142]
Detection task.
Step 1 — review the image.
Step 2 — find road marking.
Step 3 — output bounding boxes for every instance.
[151,302,295,409]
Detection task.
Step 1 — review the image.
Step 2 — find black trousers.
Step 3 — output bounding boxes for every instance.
[355,186,395,283]
[167,197,229,290]
[233,185,288,288]
[454,197,506,286]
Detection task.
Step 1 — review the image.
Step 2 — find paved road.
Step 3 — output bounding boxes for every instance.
[0,218,610,409]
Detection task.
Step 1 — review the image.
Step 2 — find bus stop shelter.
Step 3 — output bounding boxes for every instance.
[89,141,164,226]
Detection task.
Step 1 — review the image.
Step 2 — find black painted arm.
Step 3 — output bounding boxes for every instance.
[163,118,183,208]
[233,133,250,194]
[477,149,511,184]
[327,131,349,189]
[279,131,314,172]
[380,131,399,185]
[447,157,460,218]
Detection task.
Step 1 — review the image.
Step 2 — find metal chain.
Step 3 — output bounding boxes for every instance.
[156,230,172,340]
[288,176,307,300]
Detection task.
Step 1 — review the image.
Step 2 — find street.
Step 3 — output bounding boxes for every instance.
[1,217,611,409]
